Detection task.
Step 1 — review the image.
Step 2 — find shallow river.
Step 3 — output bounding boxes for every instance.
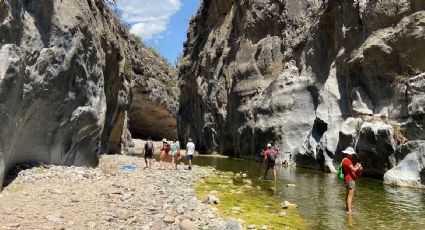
[192,156,425,229]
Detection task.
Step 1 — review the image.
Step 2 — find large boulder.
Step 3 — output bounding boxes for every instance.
[384,142,425,188]
[356,122,396,177]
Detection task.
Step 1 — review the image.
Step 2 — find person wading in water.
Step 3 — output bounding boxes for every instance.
[185,138,195,170]
[144,137,154,169]
[263,143,278,181]
[341,147,363,214]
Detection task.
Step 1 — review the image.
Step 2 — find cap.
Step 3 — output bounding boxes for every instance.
[162,138,167,142]
[267,143,272,147]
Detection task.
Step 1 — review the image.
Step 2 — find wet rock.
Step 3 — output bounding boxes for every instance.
[282,201,298,209]
[247,224,256,229]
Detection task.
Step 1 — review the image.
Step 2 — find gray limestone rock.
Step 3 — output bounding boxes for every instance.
[356,122,396,176]
[384,143,425,188]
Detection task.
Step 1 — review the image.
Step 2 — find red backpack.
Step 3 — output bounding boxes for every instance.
[164,144,171,153]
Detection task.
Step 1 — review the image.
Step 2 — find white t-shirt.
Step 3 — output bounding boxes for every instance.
[186,142,195,155]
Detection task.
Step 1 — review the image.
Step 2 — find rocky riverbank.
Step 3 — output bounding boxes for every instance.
[0,155,228,230]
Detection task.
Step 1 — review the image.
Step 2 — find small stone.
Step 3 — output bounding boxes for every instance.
[46,215,62,223]
[286,184,296,187]
[282,201,298,209]
[203,195,220,204]
[247,224,256,229]
[163,215,175,224]
[279,211,287,217]
[116,209,130,220]
[180,219,198,230]
[261,225,268,230]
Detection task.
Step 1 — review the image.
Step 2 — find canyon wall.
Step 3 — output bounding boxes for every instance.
[0,0,178,188]
[178,0,425,187]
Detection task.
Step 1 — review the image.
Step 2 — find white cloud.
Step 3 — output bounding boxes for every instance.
[117,0,181,40]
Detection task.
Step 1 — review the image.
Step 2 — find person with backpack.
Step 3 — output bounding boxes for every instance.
[185,138,195,170]
[263,143,278,181]
[160,138,171,170]
[144,137,154,169]
[170,141,180,170]
[340,147,363,214]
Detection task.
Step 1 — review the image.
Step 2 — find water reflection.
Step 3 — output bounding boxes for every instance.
[193,156,425,229]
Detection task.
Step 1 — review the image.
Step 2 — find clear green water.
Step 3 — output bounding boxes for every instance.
[192,156,425,229]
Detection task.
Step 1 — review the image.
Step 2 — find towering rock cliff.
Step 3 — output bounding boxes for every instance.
[0,0,178,188]
[178,0,425,187]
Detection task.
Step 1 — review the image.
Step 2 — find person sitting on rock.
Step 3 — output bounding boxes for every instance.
[341,147,363,214]
[263,143,278,181]
[144,137,154,169]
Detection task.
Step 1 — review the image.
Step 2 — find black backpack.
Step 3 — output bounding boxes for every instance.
[146,140,153,151]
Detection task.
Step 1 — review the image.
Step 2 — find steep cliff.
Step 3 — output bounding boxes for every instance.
[0,0,178,188]
[178,0,425,186]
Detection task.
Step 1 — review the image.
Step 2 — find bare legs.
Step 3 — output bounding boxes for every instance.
[346,188,354,213]
[171,156,177,170]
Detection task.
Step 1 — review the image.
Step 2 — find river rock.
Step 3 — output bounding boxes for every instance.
[278,211,287,217]
[225,218,243,230]
[203,195,220,204]
[163,215,175,224]
[180,219,198,230]
[282,201,298,209]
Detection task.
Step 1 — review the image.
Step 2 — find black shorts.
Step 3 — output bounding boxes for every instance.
[267,161,276,169]
[145,150,153,159]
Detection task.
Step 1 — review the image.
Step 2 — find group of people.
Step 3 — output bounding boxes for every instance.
[261,143,363,214]
[143,137,196,170]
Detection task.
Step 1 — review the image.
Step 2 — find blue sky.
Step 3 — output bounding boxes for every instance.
[117,0,200,65]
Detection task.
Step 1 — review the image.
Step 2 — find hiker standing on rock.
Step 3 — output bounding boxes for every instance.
[263,143,278,181]
[160,138,171,170]
[341,147,363,214]
[186,138,195,170]
[144,137,154,169]
[170,141,180,170]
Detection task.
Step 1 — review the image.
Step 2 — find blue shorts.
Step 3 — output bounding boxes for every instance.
[187,155,193,160]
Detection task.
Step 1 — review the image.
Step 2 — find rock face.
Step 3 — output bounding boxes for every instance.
[0,0,178,188]
[125,41,179,141]
[178,0,425,185]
